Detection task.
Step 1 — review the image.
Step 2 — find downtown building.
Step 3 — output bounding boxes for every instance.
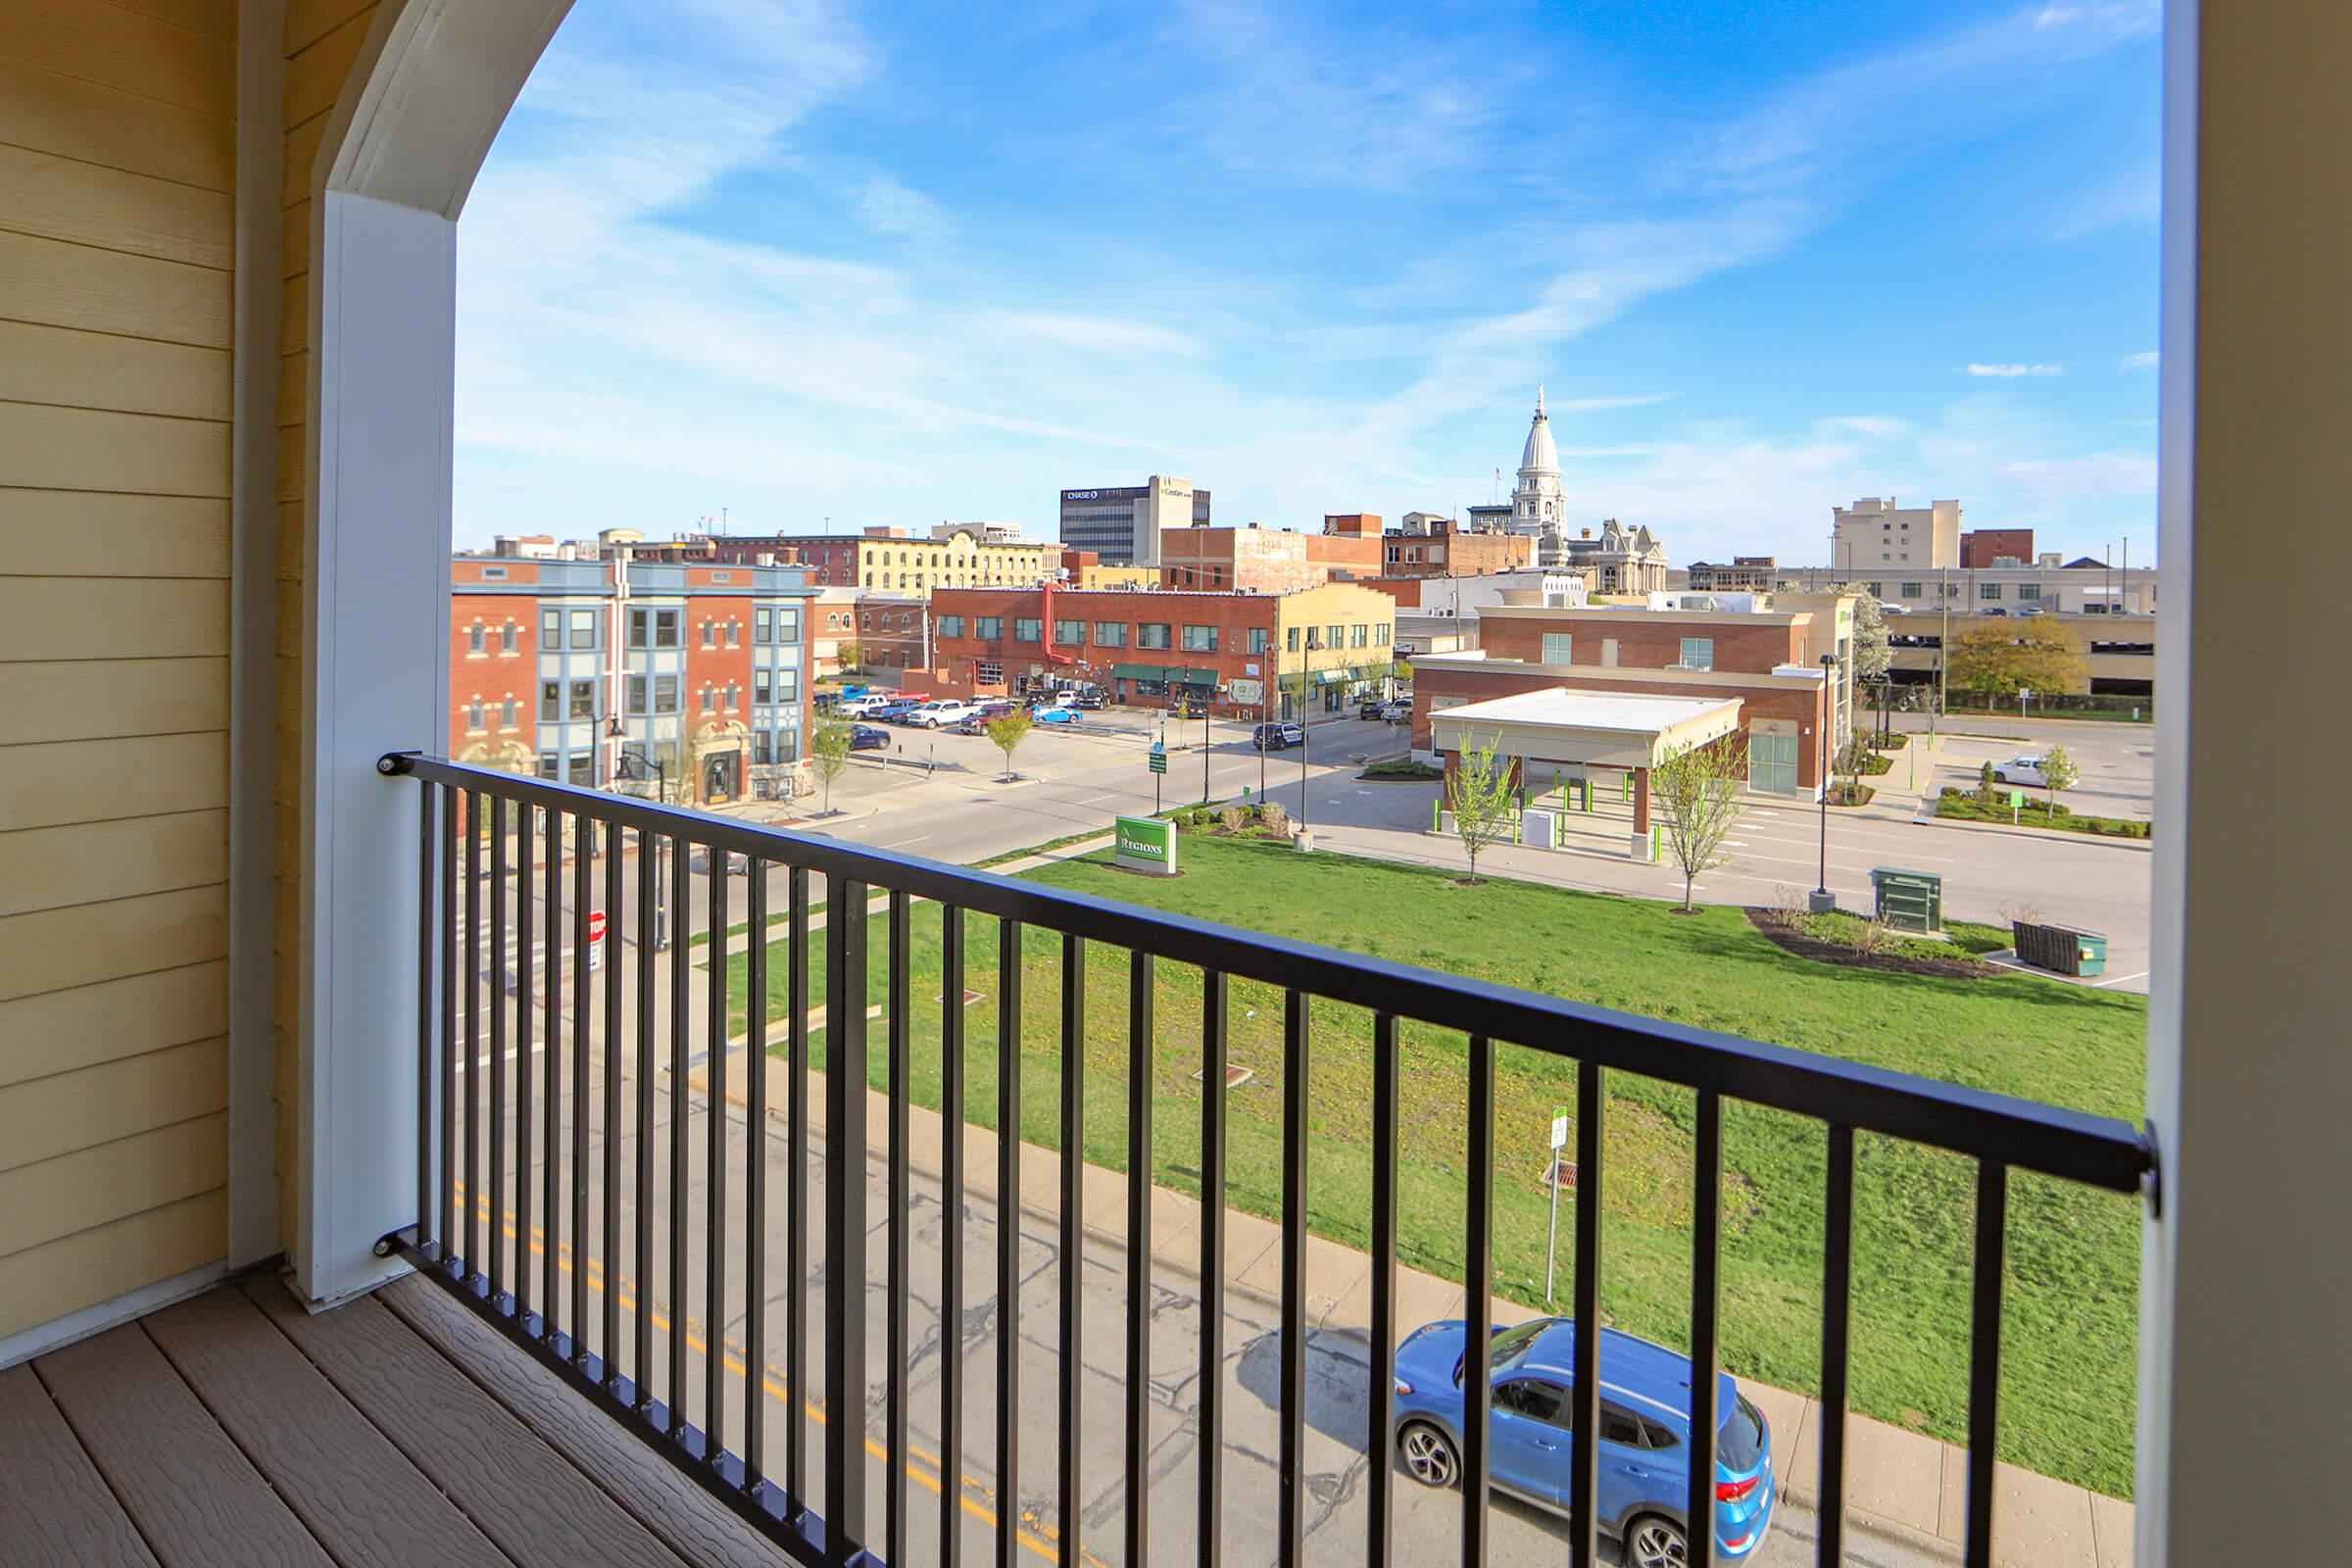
[1468,389,1672,591]
[450,552,816,806]
[1058,475,1209,566]
[926,582,1400,716]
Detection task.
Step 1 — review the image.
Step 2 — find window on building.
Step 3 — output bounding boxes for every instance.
[725,681,739,710]
[1013,617,1043,642]
[501,696,518,727]
[938,614,964,639]
[466,699,485,730]
[701,685,715,713]
[1326,624,1344,650]
[537,752,559,779]
[1900,582,1924,600]
[1864,582,1883,597]
[540,679,562,720]
[755,668,772,705]
[776,607,800,642]
[1054,618,1084,644]
[755,607,773,643]
[1543,633,1575,664]
[654,674,679,712]
[2019,583,2041,601]
[1139,622,1171,649]
[568,679,596,720]
[975,615,1003,640]
[1248,626,1270,655]
[626,674,648,715]
[1181,624,1219,652]
[542,610,562,648]
[1286,625,1299,652]
[1678,637,1714,670]
[1375,624,1390,646]
[569,609,597,647]
[502,621,519,653]
[728,619,741,647]
[1094,621,1128,647]
[1981,583,2003,601]
[1351,623,1369,648]
[754,730,771,764]
[702,619,715,648]
[567,753,595,786]
[467,623,485,655]
[777,666,800,701]
[775,726,801,763]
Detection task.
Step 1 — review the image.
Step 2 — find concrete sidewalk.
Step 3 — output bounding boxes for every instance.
[686,1035,2132,1568]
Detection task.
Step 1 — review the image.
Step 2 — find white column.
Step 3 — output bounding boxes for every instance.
[2136,2,2352,1557]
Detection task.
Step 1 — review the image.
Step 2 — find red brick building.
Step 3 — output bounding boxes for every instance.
[1411,594,1857,798]
[1960,528,2035,567]
[927,582,1399,715]
[1379,516,1535,577]
[1158,524,1383,592]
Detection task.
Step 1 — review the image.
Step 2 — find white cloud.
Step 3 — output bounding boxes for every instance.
[1967,363,2065,377]
[2056,161,2160,239]
[2121,350,2159,369]
[854,175,953,244]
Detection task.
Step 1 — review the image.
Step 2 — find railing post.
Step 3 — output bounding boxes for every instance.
[824,875,870,1562]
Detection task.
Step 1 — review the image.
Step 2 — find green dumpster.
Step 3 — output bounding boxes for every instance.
[2073,930,2108,977]
[2013,920,2108,976]
[1870,867,1943,934]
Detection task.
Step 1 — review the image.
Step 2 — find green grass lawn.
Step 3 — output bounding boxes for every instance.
[723,837,2145,1496]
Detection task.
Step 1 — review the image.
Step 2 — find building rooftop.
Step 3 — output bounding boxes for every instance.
[1437,686,1744,737]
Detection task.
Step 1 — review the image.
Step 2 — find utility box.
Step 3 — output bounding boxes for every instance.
[1871,867,1944,934]
[2014,921,2108,976]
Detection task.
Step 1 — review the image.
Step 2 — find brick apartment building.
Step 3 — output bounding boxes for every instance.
[1157,523,1384,592]
[927,582,1400,716]
[1959,528,2035,567]
[1411,591,1856,798]
[450,554,816,806]
[681,523,1053,594]
[1379,515,1536,577]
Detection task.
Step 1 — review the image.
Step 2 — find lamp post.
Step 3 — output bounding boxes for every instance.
[609,718,666,805]
[1299,629,1323,827]
[1810,652,1838,913]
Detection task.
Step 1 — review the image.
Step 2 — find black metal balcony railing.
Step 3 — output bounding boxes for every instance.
[379,753,2153,1568]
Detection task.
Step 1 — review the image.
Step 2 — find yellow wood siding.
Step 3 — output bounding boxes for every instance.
[0,0,238,1338]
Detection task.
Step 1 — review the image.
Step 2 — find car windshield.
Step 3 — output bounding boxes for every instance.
[1455,1320,1551,1387]
[1717,1394,1767,1472]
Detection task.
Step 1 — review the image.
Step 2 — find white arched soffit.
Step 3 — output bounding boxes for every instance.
[296,0,575,1306]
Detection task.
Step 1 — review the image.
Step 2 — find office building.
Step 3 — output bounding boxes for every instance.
[1058,475,1209,566]
[1961,528,2036,567]
[1159,522,1382,592]
[1832,496,1963,572]
[1686,556,1780,592]
[691,523,1052,595]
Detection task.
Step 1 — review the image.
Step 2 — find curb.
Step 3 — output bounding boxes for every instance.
[1910,809,2154,853]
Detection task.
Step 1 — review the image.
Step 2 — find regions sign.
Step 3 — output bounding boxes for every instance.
[1113,814,1178,876]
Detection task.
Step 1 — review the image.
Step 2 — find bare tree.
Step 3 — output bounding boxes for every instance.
[1445,734,1519,884]
[808,716,852,813]
[1652,735,1750,911]
[986,710,1032,782]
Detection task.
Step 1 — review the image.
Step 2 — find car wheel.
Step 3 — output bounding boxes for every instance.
[1991,771,2007,784]
[1624,1514,1687,1568]
[1397,1421,1458,1490]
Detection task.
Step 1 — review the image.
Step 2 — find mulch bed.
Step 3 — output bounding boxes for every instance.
[1744,908,1995,980]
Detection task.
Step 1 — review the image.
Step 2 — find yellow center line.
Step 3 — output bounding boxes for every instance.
[445,1189,1107,1566]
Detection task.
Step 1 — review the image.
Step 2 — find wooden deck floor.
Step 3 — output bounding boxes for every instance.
[0,1271,787,1568]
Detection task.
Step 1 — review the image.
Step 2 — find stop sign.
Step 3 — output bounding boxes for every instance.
[586,910,608,944]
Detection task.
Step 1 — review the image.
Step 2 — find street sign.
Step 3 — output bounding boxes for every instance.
[1148,745,1168,776]
[1545,1104,1571,1302]
[586,910,608,943]
[2009,789,2026,808]
[1113,814,1178,875]
[1550,1105,1570,1150]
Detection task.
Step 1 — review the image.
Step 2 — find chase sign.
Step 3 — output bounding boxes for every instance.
[1113,814,1177,875]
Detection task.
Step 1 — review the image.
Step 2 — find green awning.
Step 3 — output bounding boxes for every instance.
[1111,662,1219,684]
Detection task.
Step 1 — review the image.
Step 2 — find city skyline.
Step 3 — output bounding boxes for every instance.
[454,1,2162,562]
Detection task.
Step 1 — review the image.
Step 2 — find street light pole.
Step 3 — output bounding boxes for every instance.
[1299,630,1322,827]
[1811,652,1838,913]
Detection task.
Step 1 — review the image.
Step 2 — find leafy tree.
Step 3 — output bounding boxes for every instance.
[1978,760,2000,806]
[2037,744,2080,814]
[1946,622,2084,699]
[986,710,1032,782]
[1652,736,1750,911]
[1827,583,1892,685]
[1444,734,1519,884]
[835,641,865,673]
[808,717,852,812]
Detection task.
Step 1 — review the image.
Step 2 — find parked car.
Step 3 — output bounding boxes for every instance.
[869,699,923,723]
[1251,721,1305,751]
[1358,699,1391,720]
[848,724,891,751]
[904,699,975,729]
[1993,755,2051,787]
[1378,698,1413,722]
[1393,1316,1774,1564]
[1027,704,1082,724]
[834,694,893,716]
[1072,689,1104,710]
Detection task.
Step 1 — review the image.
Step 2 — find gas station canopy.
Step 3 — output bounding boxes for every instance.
[1430,687,1744,769]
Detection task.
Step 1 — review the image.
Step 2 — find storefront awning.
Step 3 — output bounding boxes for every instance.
[1111,662,1220,685]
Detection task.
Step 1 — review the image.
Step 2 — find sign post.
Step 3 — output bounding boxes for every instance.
[2010,787,2025,825]
[1112,814,1178,876]
[1545,1104,1570,1302]
[586,909,607,971]
[1148,741,1167,812]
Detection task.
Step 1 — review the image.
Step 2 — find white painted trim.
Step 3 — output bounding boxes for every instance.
[0,1261,228,1371]
[294,0,576,1306]
[228,0,289,1273]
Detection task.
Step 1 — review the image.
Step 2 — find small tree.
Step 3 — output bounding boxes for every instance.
[1947,622,2084,700]
[1829,583,1892,742]
[1652,736,1750,911]
[2037,744,2080,815]
[986,710,1032,782]
[1444,735,1519,884]
[808,717,853,813]
[1978,760,1999,806]
[835,641,865,674]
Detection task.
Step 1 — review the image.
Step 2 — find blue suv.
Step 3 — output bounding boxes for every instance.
[1393,1316,1774,1564]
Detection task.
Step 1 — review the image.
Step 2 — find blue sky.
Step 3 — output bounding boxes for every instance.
[454,0,2161,564]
